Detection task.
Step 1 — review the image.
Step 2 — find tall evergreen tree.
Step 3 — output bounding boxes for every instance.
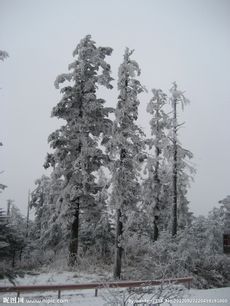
[44,35,114,265]
[144,88,171,241]
[168,82,193,236]
[30,175,52,240]
[108,48,145,279]
[8,204,27,267]
[0,204,26,268]
[30,175,63,250]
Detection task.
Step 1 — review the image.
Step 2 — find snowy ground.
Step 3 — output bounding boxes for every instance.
[0,271,229,305]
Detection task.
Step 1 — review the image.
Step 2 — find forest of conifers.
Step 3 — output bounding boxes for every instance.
[0,36,230,289]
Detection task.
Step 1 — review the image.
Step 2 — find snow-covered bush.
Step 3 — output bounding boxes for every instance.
[121,215,230,288]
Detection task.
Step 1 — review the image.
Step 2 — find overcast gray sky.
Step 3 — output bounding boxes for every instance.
[0,0,230,216]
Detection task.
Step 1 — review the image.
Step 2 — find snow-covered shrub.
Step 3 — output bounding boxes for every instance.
[0,205,27,275]
[121,215,230,288]
[122,231,184,280]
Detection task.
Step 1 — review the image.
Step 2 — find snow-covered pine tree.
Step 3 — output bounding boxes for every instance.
[30,175,63,251]
[44,35,114,265]
[8,204,27,267]
[0,204,26,268]
[144,88,171,241]
[30,175,52,240]
[108,48,145,279]
[168,82,194,236]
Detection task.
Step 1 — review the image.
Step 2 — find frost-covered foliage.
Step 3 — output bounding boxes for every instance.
[142,84,194,240]
[123,213,230,288]
[218,195,230,231]
[0,208,14,282]
[0,208,9,258]
[143,88,171,240]
[80,168,114,260]
[167,82,195,234]
[107,48,146,278]
[109,48,145,215]
[0,205,26,281]
[7,205,27,266]
[169,82,190,110]
[44,35,114,265]
[165,142,195,229]
[9,36,229,289]
[30,175,63,250]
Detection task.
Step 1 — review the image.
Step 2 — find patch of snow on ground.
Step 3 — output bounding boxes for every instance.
[0,272,230,305]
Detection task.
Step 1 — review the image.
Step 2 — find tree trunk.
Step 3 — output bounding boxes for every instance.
[153,219,159,241]
[68,201,80,266]
[172,98,178,236]
[154,103,161,241]
[113,207,123,279]
[12,250,16,268]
